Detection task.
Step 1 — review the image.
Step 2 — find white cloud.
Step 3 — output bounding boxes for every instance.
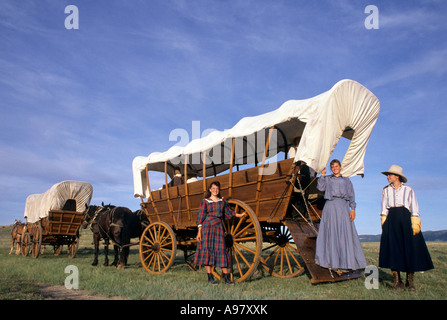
[366,48,447,89]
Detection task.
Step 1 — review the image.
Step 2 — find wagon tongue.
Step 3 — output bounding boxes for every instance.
[284,220,362,284]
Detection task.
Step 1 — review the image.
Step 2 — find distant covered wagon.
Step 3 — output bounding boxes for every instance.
[132,79,380,283]
[22,180,93,258]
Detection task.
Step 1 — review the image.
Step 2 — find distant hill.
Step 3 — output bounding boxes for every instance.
[359,230,447,242]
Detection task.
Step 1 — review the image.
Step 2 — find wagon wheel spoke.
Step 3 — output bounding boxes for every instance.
[285,243,301,266]
[142,234,155,246]
[157,225,167,242]
[183,249,199,271]
[142,250,155,263]
[233,242,252,267]
[262,245,280,265]
[139,222,177,274]
[233,241,256,255]
[147,225,158,243]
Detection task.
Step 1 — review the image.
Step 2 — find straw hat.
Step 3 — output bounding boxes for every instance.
[381,165,407,183]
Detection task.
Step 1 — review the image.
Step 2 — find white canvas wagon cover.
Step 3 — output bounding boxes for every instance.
[24,181,93,223]
[132,79,380,198]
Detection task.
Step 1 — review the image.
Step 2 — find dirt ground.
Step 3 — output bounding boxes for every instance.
[38,283,125,300]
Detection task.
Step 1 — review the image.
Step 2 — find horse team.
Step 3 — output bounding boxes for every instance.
[9,204,148,270]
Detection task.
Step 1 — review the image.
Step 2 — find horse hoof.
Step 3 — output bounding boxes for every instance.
[92,261,98,266]
[116,264,125,270]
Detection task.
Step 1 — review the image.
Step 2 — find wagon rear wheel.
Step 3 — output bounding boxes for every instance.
[139,221,177,274]
[68,237,79,258]
[219,199,262,283]
[54,245,62,256]
[261,224,304,278]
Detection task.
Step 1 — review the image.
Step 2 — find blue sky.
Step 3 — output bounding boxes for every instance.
[1,0,446,235]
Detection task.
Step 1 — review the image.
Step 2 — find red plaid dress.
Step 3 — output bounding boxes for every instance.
[194,198,235,267]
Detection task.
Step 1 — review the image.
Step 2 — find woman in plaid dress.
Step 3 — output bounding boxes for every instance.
[195,181,246,285]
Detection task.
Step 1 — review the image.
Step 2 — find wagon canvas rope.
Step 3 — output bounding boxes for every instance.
[291,203,318,236]
[295,173,312,220]
[292,171,318,236]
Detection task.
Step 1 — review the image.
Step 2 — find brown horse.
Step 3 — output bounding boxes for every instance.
[82,204,118,266]
[109,208,149,269]
[9,220,25,255]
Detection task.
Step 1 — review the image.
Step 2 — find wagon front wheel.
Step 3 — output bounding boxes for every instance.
[139,222,177,274]
[32,224,42,258]
[220,199,262,283]
[21,229,31,257]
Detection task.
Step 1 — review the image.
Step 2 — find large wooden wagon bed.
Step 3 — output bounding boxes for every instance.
[132,79,380,283]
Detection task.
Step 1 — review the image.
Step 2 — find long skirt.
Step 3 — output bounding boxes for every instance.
[315,198,367,270]
[194,217,230,268]
[379,207,434,272]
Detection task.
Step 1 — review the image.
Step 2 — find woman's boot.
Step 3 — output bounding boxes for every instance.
[207,273,218,286]
[392,270,404,290]
[223,273,234,285]
[406,273,415,291]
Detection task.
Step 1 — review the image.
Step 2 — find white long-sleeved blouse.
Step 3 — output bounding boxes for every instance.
[380,183,420,216]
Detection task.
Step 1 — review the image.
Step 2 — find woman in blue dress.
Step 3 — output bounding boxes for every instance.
[315,159,367,274]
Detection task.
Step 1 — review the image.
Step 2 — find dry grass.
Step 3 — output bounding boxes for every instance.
[1,225,446,300]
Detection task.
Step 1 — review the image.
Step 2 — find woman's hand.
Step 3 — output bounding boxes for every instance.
[236,211,247,219]
[349,209,356,222]
[196,227,202,242]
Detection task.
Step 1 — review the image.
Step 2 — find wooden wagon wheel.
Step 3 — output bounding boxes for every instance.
[54,245,62,256]
[68,237,79,258]
[21,227,31,257]
[139,221,177,274]
[32,224,42,259]
[217,199,262,283]
[261,224,305,278]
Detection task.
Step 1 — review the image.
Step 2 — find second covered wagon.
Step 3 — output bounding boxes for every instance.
[22,180,93,258]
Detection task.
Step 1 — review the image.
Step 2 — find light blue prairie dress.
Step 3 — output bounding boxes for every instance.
[315,175,367,270]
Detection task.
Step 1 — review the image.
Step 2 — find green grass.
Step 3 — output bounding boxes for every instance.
[1,225,446,300]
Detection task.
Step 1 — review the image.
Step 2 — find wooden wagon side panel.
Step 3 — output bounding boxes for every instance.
[141,157,298,228]
[48,210,83,236]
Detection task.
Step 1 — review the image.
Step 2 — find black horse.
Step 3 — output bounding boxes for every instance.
[109,208,149,269]
[82,204,118,266]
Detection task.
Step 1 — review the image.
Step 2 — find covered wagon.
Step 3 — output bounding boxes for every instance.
[22,180,93,258]
[132,79,380,283]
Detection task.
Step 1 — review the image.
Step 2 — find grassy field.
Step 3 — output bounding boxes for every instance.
[1,224,446,300]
